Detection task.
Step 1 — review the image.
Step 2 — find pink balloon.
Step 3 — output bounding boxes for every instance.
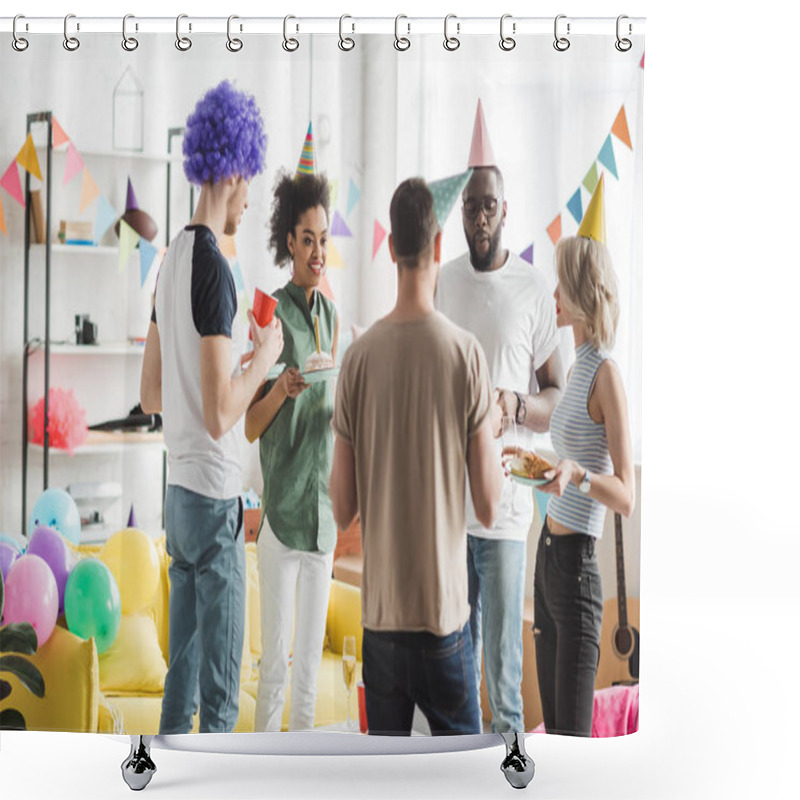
[4,554,59,647]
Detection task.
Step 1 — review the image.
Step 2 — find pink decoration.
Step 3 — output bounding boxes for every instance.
[29,387,88,456]
[531,685,639,737]
[372,220,386,260]
[3,554,59,646]
[63,142,85,186]
[1,160,25,208]
[468,99,497,168]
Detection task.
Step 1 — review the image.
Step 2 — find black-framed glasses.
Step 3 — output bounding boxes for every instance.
[462,196,501,219]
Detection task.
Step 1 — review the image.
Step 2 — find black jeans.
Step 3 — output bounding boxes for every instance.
[533,521,603,736]
[362,624,482,736]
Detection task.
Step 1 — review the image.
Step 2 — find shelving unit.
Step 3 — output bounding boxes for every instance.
[21,112,188,538]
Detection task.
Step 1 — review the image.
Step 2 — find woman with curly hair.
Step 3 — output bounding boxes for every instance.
[245,140,339,732]
[141,80,284,735]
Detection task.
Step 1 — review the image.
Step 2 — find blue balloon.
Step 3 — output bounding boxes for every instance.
[29,489,82,545]
[0,533,25,553]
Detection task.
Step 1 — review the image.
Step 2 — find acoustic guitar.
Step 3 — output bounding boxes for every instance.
[596,513,640,688]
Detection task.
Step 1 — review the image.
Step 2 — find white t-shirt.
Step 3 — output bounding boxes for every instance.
[435,250,559,541]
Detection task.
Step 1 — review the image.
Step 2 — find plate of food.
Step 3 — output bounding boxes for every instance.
[301,350,339,384]
[508,449,554,487]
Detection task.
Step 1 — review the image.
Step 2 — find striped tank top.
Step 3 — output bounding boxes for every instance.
[547,342,612,538]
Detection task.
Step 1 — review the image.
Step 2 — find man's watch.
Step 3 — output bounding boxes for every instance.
[514,391,527,425]
[578,469,592,495]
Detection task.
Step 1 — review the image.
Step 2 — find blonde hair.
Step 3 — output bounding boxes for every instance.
[555,236,620,351]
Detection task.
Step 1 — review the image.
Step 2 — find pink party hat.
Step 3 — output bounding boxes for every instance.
[296,123,317,177]
[126,178,139,211]
[467,99,497,168]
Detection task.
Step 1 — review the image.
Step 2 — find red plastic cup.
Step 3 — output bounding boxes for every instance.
[357,681,367,733]
[250,288,278,340]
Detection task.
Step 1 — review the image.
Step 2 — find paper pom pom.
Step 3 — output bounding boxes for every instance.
[30,388,88,455]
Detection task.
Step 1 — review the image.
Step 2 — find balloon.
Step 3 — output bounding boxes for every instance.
[0,533,25,553]
[29,488,81,545]
[98,528,159,615]
[0,543,19,583]
[3,554,59,646]
[64,557,121,654]
[27,526,72,615]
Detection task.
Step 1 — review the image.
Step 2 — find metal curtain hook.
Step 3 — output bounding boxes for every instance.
[338,14,355,51]
[554,14,570,51]
[12,14,29,52]
[283,15,299,52]
[122,14,139,51]
[499,14,516,51]
[444,14,460,51]
[615,15,632,52]
[63,14,80,51]
[394,15,410,51]
[176,14,192,51]
[227,15,243,52]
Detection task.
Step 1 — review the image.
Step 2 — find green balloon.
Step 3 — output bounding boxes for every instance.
[64,557,121,654]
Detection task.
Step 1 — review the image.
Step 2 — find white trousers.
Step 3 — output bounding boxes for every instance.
[254,516,333,731]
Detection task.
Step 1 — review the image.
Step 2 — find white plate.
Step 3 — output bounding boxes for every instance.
[266,363,286,379]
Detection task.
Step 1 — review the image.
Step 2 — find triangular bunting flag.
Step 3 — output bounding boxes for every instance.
[534,489,550,522]
[372,220,386,260]
[95,196,118,242]
[139,238,159,287]
[329,179,339,213]
[79,168,100,213]
[598,135,618,180]
[611,106,632,150]
[63,142,85,186]
[0,192,6,235]
[219,234,237,259]
[520,244,534,265]
[231,260,246,292]
[429,169,473,228]
[346,179,360,218]
[52,117,70,148]
[1,160,25,208]
[326,239,345,268]
[331,210,352,237]
[118,218,140,273]
[640,52,645,69]
[547,215,562,246]
[16,134,42,181]
[566,188,583,225]
[583,163,599,194]
[319,273,335,302]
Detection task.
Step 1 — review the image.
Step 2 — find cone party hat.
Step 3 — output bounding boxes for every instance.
[467,99,497,168]
[576,173,606,245]
[115,176,158,242]
[429,169,473,228]
[296,122,317,176]
[126,178,139,211]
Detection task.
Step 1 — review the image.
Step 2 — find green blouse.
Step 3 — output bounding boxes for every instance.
[258,280,337,553]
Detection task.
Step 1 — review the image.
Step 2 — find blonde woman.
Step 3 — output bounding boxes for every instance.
[510,231,635,737]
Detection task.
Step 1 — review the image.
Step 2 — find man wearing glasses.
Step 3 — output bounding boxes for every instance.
[435,100,564,734]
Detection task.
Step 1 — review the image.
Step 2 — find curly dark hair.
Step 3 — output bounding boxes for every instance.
[268,171,331,266]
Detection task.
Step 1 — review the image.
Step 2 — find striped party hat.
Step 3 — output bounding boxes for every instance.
[296,122,317,176]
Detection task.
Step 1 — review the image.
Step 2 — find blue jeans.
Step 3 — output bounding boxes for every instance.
[159,485,245,734]
[362,624,481,735]
[467,534,526,733]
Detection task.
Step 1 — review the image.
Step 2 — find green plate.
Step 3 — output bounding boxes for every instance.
[266,363,286,379]
[510,472,550,488]
[301,366,340,384]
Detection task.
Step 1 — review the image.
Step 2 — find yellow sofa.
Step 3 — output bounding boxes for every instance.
[2,538,363,734]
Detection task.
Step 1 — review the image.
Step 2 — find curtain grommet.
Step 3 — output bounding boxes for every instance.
[499,14,516,51]
[394,15,411,51]
[176,14,192,52]
[121,14,139,51]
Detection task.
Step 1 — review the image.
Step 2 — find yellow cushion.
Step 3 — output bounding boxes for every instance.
[325,580,363,659]
[1,623,98,732]
[246,542,261,664]
[99,612,167,693]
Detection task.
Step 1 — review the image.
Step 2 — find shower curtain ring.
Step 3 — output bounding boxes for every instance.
[394,15,410,51]
[12,15,29,52]
[121,14,139,51]
[338,15,355,51]
[176,14,192,51]
[499,14,516,51]
[63,14,80,51]
[227,15,243,52]
[283,15,299,52]
[615,15,632,52]
[554,14,570,51]
[444,14,460,51]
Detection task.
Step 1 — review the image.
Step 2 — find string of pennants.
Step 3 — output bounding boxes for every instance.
[0,117,162,287]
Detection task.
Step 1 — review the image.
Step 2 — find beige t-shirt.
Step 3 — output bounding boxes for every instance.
[332,311,492,636]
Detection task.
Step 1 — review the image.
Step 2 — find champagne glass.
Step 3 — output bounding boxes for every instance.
[342,635,357,730]
[501,416,519,513]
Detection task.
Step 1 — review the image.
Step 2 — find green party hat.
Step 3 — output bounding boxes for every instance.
[429,169,473,228]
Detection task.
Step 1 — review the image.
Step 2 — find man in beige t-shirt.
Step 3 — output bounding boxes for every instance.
[330,178,503,735]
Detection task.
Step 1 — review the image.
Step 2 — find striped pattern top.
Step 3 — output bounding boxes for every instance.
[547,342,613,538]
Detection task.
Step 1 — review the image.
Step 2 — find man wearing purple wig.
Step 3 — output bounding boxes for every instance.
[141,80,284,733]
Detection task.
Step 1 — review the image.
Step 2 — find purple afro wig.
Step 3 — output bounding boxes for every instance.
[183,80,267,186]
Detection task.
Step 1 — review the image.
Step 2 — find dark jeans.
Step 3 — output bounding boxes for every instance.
[362,623,482,736]
[533,521,603,737]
